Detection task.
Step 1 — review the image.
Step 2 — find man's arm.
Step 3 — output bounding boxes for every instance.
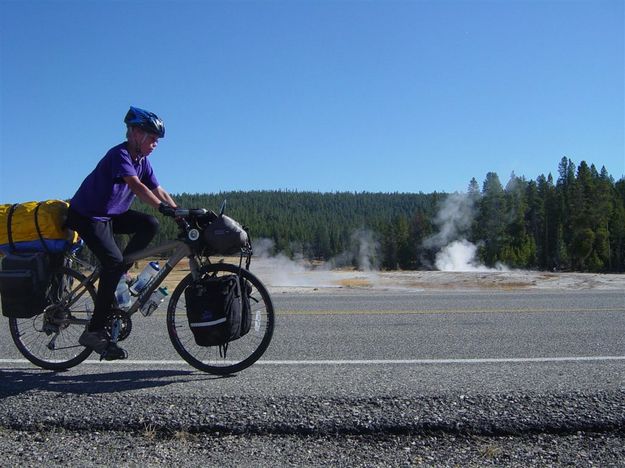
[151,186,177,208]
[123,176,177,209]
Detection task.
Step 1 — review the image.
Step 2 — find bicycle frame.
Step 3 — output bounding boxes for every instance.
[60,239,199,323]
[123,240,251,316]
[123,240,195,317]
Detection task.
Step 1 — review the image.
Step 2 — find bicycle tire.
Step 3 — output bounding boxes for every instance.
[167,263,275,375]
[9,266,95,371]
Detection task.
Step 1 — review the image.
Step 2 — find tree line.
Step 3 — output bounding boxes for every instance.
[126,157,624,272]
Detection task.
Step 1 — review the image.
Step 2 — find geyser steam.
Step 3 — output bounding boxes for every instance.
[424,193,507,272]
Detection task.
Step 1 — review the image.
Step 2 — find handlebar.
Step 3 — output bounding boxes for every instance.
[170,208,209,218]
[159,202,251,264]
[160,207,219,239]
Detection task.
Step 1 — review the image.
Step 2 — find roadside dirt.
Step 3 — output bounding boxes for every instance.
[130,257,625,293]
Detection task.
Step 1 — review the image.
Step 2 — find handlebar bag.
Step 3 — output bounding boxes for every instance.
[0,252,51,318]
[0,200,78,255]
[184,274,251,347]
[202,215,249,255]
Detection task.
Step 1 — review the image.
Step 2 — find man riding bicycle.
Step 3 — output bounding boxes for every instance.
[67,106,178,360]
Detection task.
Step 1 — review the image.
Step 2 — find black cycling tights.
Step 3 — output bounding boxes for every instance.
[67,208,159,331]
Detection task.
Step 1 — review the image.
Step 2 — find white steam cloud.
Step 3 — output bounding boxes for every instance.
[327,228,380,271]
[423,193,508,272]
[251,229,380,288]
[423,193,475,250]
[252,238,317,287]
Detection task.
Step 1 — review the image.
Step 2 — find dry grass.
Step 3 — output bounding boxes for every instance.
[173,430,196,442]
[336,278,373,288]
[142,423,157,440]
[479,443,502,459]
[401,279,532,291]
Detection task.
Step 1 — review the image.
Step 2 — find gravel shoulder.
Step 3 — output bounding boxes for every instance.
[0,388,623,466]
[2,429,624,467]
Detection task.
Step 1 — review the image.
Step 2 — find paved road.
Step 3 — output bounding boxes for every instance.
[3,289,623,363]
[0,289,623,466]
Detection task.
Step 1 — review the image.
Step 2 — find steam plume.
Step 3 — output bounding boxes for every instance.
[252,229,380,288]
[423,193,508,272]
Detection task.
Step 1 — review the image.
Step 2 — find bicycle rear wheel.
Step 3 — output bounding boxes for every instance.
[167,263,275,375]
[9,266,95,371]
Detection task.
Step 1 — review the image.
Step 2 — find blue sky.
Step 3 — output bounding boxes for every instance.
[1,0,623,203]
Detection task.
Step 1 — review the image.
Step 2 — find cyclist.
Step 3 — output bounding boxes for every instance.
[67,106,178,360]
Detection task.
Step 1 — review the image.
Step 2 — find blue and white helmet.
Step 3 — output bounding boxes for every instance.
[124,106,165,138]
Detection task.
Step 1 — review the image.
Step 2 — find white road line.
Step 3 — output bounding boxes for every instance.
[1,356,624,366]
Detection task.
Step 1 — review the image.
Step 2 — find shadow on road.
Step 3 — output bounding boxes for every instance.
[0,368,229,397]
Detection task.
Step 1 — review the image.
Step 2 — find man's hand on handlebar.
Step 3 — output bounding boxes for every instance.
[159,203,218,222]
[158,202,177,217]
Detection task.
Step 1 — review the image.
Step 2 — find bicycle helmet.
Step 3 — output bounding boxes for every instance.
[124,106,165,138]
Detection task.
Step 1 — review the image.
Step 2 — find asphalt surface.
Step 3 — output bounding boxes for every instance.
[0,289,623,466]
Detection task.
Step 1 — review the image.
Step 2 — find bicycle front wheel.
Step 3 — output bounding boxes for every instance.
[9,266,95,371]
[167,263,275,375]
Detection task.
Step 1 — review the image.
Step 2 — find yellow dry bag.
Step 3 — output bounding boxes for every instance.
[0,200,78,254]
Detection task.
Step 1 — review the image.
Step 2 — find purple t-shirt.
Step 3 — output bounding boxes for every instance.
[70,142,159,220]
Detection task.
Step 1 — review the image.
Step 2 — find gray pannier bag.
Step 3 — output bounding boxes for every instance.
[0,252,51,318]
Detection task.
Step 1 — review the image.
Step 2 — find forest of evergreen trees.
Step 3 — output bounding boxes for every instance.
[132,157,624,273]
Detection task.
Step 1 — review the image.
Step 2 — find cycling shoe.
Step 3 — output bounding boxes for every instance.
[80,329,109,354]
[100,342,128,361]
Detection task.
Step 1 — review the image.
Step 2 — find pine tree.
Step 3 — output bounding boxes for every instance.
[476,172,506,266]
[107,160,623,273]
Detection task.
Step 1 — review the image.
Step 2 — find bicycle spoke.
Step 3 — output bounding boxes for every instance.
[10,267,95,370]
[167,264,274,375]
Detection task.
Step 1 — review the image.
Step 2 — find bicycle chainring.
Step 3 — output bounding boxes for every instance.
[105,309,132,342]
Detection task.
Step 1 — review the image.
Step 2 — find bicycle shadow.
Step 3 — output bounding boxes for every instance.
[0,367,234,398]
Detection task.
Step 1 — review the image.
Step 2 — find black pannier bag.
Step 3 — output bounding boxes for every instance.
[185,274,252,347]
[0,252,50,318]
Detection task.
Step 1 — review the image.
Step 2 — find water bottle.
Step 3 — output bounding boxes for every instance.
[115,276,131,310]
[129,261,160,295]
[140,286,169,317]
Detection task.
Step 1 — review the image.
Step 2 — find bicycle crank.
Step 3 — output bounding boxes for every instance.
[105,309,132,343]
